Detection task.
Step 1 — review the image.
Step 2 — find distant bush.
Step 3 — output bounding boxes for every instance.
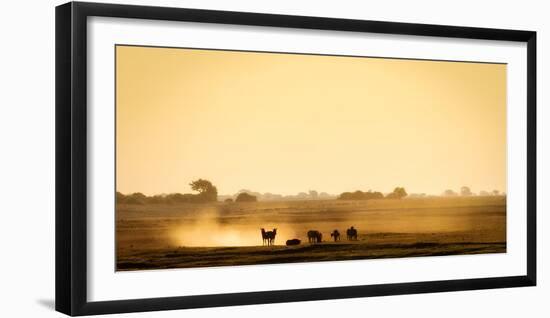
[338,190,384,201]
[224,198,233,203]
[116,191,126,203]
[147,195,165,204]
[235,192,257,202]
[163,193,190,204]
[460,186,473,196]
[443,189,458,197]
[478,190,502,197]
[385,187,408,199]
[122,192,147,204]
[338,187,409,201]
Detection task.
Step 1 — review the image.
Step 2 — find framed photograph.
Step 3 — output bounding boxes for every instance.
[56,1,536,316]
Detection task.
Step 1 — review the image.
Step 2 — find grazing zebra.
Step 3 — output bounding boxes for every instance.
[265,228,277,246]
[346,226,358,241]
[330,229,340,242]
[307,230,323,244]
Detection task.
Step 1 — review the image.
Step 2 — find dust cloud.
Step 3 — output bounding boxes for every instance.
[168,206,299,247]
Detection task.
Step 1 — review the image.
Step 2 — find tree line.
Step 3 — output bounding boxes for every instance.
[118,181,502,205]
[117,179,218,204]
[219,190,336,202]
[442,186,502,197]
[117,181,410,205]
[337,187,407,201]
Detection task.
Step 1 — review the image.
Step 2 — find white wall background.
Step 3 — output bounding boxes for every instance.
[0,0,547,316]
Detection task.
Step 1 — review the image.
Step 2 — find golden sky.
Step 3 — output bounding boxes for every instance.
[116,45,506,196]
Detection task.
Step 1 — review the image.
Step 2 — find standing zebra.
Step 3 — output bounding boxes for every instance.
[330,229,341,242]
[260,228,268,246]
[346,226,358,241]
[307,230,323,244]
[265,228,277,246]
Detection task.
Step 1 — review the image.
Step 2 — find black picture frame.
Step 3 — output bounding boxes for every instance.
[56,1,537,316]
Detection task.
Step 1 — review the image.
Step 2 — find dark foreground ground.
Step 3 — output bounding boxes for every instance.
[117,232,505,270]
[116,196,506,271]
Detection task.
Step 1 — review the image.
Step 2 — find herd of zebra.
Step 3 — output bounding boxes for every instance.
[260,226,359,246]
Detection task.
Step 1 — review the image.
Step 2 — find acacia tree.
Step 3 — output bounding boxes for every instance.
[386,187,408,199]
[460,186,473,196]
[189,179,218,202]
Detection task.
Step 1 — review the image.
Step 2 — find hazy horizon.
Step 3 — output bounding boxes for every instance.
[117,187,504,198]
[116,45,506,196]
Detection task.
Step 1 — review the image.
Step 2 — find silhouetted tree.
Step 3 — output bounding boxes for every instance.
[309,190,319,200]
[386,187,407,199]
[189,179,218,202]
[125,192,147,204]
[116,191,126,203]
[235,192,257,202]
[492,190,500,196]
[460,186,473,196]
